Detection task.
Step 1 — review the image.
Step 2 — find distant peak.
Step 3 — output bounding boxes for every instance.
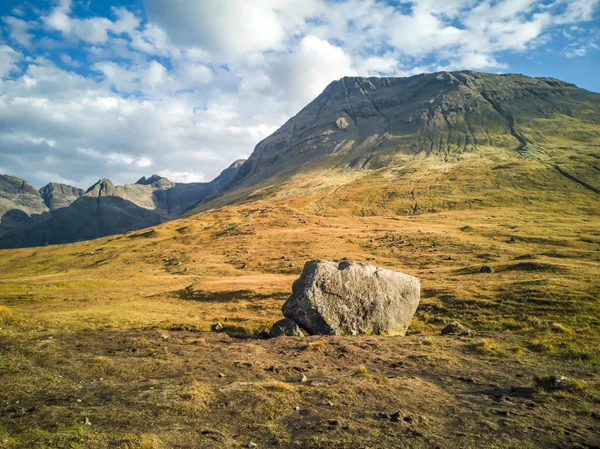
[136,174,164,185]
[86,178,115,195]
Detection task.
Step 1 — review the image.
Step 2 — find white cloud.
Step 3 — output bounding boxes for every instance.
[269,35,356,105]
[77,148,153,168]
[0,132,56,147]
[143,0,315,58]
[59,53,80,67]
[0,45,23,78]
[3,16,35,47]
[160,170,206,183]
[387,6,464,57]
[43,1,141,45]
[565,46,588,58]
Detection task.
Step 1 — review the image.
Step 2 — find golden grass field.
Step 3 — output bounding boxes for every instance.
[1,154,599,448]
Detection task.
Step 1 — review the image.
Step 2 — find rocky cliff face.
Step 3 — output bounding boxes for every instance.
[0,177,83,241]
[39,183,85,210]
[231,71,600,190]
[0,175,48,221]
[0,159,245,248]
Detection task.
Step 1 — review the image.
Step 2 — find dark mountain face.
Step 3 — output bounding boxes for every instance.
[230,71,600,191]
[0,159,245,248]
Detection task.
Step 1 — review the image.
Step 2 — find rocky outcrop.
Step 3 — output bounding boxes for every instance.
[0,159,245,249]
[281,260,420,336]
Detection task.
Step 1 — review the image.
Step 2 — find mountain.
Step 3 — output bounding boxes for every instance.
[201,71,599,214]
[0,159,245,248]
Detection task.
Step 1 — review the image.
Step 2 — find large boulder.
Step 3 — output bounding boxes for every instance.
[282,260,420,336]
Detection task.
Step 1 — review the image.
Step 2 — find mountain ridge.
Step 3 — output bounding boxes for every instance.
[0,159,246,248]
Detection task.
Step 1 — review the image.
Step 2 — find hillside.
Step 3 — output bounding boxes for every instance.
[0,72,598,449]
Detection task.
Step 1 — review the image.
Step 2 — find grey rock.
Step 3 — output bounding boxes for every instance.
[441,321,470,336]
[282,260,420,336]
[212,322,225,332]
[298,373,308,383]
[480,266,494,273]
[336,116,350,130]
[269,318,303,337]
[535,374,579,391]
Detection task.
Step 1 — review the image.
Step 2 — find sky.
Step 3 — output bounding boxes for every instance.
[0,0,599,189]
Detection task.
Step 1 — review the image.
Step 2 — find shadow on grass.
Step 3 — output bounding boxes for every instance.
[173,286,289,304]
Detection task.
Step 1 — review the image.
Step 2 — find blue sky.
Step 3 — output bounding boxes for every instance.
[0,0,599,188]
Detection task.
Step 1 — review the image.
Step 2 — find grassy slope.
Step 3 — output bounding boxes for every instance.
[1,176,599,448]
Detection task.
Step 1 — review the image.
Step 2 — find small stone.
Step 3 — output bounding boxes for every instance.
[246,441,257,448]
[269,318,303,338]
[84,417,91,426]
[441,321,470,336]
[76,399,82,403]
[480,265,493,273]
[212,322,225,332]
[327,401,334,406]
[218,373,226,378]
[294,405,300,411]
[298,373,308,383]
